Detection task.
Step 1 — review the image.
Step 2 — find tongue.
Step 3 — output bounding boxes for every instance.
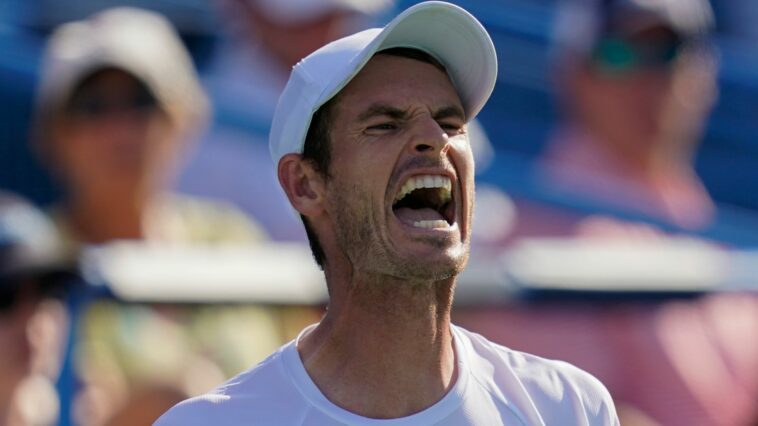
[394,207,445,225]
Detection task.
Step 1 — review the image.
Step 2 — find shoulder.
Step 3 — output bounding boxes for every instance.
[154,393,232,426]
[155,346,302,426]
[454,325,619,426]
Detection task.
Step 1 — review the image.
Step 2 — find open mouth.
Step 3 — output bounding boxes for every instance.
[391,174,455,230]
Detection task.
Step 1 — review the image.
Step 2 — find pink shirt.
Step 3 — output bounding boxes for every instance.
[461,127,758,425]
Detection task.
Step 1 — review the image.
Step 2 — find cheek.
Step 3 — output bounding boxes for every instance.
[325,151,396,243]
[463,141,476,176]
[52,133,101,180]
[145,120,181,160]
[451,137,475,183]
[592,84,626,111]
[609,78,672,115]
[335,145,396,191]
[584,86,639,132]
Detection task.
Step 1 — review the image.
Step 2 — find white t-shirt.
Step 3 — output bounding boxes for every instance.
[156,325,619,425]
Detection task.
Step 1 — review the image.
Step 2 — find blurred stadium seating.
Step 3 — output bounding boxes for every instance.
[2,2,757,425]
[2,0,758,247]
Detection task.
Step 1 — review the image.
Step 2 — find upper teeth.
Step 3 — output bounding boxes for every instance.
[395,175,452,202]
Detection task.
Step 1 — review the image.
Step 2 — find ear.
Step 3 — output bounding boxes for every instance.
[278,153,326,217]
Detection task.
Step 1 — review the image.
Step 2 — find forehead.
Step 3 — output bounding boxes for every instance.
[333,54,464,116]
[72,68,146,96]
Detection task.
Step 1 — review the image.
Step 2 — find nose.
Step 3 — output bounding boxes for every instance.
[408,116,449,155]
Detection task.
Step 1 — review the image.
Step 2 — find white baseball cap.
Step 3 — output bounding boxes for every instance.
[269,1,498,167]
[36,7,207,130]
[253,0,394,25]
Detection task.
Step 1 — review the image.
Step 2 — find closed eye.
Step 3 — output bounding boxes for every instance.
[438,121,465,135]
[365,122,401,134]
[369,123,397,130]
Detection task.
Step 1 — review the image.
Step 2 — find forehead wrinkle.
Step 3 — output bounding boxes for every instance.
[355,102,464,124]
[333,55,465,131]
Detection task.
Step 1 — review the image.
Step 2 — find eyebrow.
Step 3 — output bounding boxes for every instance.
[432,105,466,122]
[355,103,466,123]
[356,104,409,123]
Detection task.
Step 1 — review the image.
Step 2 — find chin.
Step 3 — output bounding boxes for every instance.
[385,242,469,282]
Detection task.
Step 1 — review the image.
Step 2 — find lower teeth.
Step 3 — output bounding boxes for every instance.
[412,220,449,229]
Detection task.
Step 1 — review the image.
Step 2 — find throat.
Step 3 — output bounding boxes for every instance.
[297,279,457,419]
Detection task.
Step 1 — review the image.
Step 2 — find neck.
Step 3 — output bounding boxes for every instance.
[298,272,457,419]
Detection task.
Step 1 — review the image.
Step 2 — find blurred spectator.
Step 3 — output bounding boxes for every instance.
[31,8,318,425]
[491,0,720,242]
[457,1,758,425]
[208,0,392,120]
[33,6,262,247]
[175,0,392,241]
[543,0,718,230]
[0,191,73,425]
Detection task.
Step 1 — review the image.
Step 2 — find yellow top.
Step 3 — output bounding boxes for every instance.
[49,194,320,414]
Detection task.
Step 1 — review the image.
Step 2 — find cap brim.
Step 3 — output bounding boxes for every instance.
[45,54,164,113]
[321,1,498,120]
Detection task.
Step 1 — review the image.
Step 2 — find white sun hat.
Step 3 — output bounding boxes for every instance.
[253,0,394,25]
[36,7,208,131]
[269,0,498,168]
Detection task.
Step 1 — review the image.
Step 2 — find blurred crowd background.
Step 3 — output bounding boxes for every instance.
[1,0,757,425]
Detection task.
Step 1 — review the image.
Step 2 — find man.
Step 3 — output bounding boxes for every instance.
[157,2,619,425]
[482,0,719,248]
[0,192,73,425]
[32,8,296,425]
[33,7,263,247]
[539,0,717,231]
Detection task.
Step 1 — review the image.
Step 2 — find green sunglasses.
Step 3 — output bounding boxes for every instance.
[591,36,684,75]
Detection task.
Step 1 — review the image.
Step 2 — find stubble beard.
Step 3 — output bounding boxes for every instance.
[329,179,468,283]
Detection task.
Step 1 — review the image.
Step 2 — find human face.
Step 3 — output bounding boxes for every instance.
[51,69,177,194]
[574,26,715,157]
[323,54,474,281]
